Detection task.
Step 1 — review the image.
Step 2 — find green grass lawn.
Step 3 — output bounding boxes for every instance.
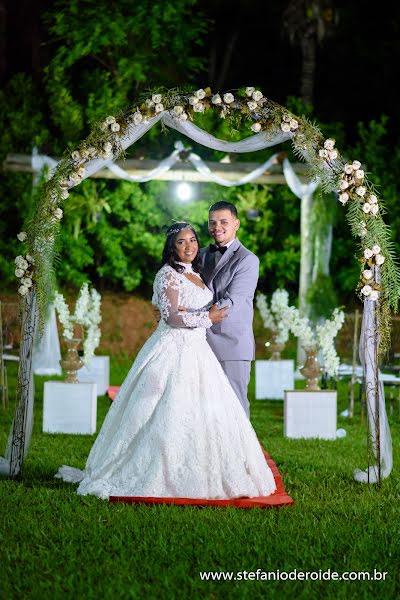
[1,357,399,600]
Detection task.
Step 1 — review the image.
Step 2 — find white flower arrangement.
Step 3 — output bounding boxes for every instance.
[284,307,345,378]
[359,245,383,301]
[256,289,291,345]
[316,308,345,377]
[14,232,35,296]
[280,113,299,133]
[54,283,102,365]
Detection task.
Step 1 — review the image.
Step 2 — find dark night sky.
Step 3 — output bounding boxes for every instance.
[2,0,400,140]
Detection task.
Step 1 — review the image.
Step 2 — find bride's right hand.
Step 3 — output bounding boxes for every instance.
[208,303,229,324]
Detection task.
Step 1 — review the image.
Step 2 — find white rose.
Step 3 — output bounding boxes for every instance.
[223,93,234,104]
[344,164,353,174]
[356,186,366,197]
[281,122,291,132]
[71,173,82,184]
[290,119,298,130]
[105,116,116,125]
[77,166,86,177]
[361,285,372,296]
[364,248,373,259]
[282,114,291,122]
[371,204,379,216]
[87,147,97,157]
[370,290,379,301]
[329,149,338,160]
[152,94,162,104]
[340,180,349,190]
[247,101,258,111]
[372,244,381,254]
[362,202,371,213]
[193,102,205,113]
[352,160,361,170]
[251,122,262,133]
[363,269,373,280]
[173,105,184,115]
[324,139,335,150]
[111,122,120,132]
[21,277,32,288]
[15,268,24,278]
[145,99,154,108]
[155,103,164,113]
[53,208,63,220]
[189,96,198,105]
[26,254,34,264]
[355,169,364,179]
[375,254,385,265]
[17,231,27,242]
[179,112,188,121]
[338,193,349,204]
[245,86,255,97]
[252,90,263,101]
[133,111,143,124]
[319,149,328,159]
[15,257,28,270]
[104,142,113,153]
[211,94,222,104]
[195,89,206,99]
[60,189,69,200]
[369,194,378,204]
[18,285,29,296]
[71,150,81,161]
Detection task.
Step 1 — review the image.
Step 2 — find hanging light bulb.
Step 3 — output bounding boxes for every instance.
[176,182,192,202]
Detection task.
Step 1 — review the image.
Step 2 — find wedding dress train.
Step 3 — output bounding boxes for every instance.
[56,264,276,500]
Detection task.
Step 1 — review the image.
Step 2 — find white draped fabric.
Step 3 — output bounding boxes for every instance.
[32,138,284,189]
[353,285,392,482]
[32,304,62,376]
[282,157,319,199]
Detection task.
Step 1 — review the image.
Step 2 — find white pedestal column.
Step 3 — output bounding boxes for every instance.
[77,356,110,396]
[284,390,337,440]
[43,381,97,434]
[255,360,295,400]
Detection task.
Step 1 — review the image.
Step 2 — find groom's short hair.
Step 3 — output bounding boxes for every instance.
[208,201,238,218]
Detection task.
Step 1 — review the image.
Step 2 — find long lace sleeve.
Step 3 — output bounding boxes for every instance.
[153,268,213,329]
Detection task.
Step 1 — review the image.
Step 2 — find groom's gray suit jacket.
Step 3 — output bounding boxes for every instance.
[199,238,259,361]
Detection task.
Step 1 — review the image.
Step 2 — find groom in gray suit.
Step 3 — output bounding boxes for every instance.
[199,201,259,418]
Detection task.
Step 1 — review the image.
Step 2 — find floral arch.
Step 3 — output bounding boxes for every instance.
[5,86,400,481]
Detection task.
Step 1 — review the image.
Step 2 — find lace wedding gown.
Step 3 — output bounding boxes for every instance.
[55,264,277,500]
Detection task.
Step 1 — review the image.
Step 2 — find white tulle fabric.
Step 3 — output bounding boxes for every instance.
[55,265,276,500]
[32,304,62,375]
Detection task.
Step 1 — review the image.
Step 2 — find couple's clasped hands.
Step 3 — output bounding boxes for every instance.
[153,303,228,324]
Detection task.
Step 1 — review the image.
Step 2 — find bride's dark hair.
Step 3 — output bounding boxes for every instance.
[161,222,202,274]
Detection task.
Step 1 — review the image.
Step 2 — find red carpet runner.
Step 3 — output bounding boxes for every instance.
[107,385,294,508]
[109,447,294,508]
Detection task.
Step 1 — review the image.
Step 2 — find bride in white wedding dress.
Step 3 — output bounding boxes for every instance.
[55,223,276,500]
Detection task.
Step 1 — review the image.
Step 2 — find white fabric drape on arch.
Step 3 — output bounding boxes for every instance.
[32,304,62,376]
[353,277,392,482]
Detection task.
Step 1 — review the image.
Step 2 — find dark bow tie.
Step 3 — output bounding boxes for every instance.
[209,244,227,254]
